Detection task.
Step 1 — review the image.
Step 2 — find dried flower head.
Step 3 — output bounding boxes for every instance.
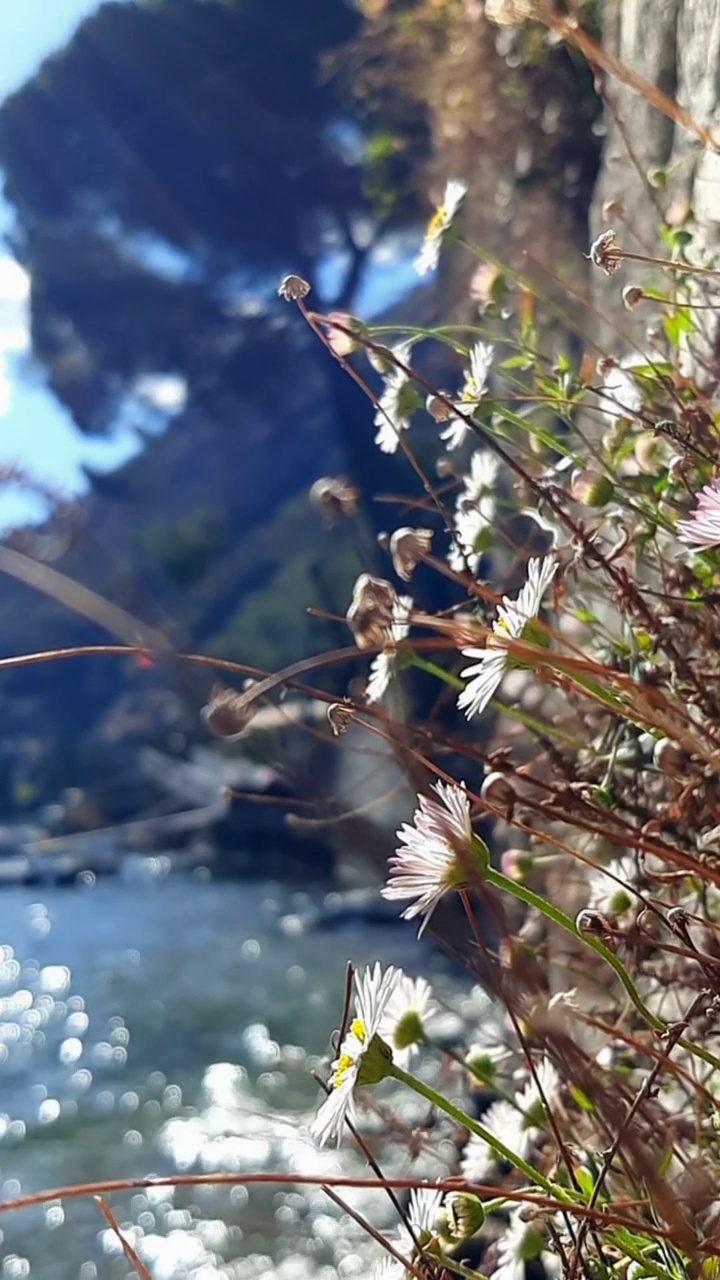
[414,179,467,276]
[309,476,359,528]
[346,574,398,649]
[309,963,400,1147]
[201,683,257,740]
[327,703,353,737]
[589,229,623,276]
[676,474,720,547]
[277,274,311,301]
[389,527,433,581]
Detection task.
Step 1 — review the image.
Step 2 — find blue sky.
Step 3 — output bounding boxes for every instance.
[0,1,420,532]
[0,0,143,530]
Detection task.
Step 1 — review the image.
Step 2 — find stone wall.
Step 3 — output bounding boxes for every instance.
[590,0,720,370]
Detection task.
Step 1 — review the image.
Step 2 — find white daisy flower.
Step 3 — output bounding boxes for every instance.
[514,1058,561,1126]
[587,853,639,914]
[494,1210,557,1280]
[458,555,557,720]
[374,343,415,453]
[379,973,437,1068]
[448,504,493,573]
[462,1059,559,1182]
[460,1099,526,1181]
[441,342,495,451]
[408,1185,444,1238]
[310,963,401,1147]
[448,450,499,572]
[371,1260,406,1280]
[382,781,475,935]
[366,595,413,705]
[414,179,467,276]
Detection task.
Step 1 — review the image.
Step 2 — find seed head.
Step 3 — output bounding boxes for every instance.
[622,284,645,310]
[589,229,623,276]
[389,527,433,581]
[327,703,353,737]
[346,574,398,649]
[278,274,311,302]
[201,683,257,740]
[309,476,359,528]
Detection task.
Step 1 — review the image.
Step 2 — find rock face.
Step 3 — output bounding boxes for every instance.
[591,0,720,367]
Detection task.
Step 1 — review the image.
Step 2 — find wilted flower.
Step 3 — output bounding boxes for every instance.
[379,972,437,1068]
[327,703,353,737]
[310,475,359,528]
[426,392,454,422]
[676,474,720,547]
[201,683,257,739]
[382,781,483,935]
[374,343,416,453]
[278,273,311,301]
[347,574,399,649]
[390,527,433,581]
[365,595,413,704]
[414,179,467,276]
[310,963,400,1147]
[458,556,557,719]
[442,341,495,451]
[589,228,623,276]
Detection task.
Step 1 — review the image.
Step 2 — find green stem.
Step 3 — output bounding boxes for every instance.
[410,653,463,689]
[388,1061,561,1198]
[485,867,720,1071]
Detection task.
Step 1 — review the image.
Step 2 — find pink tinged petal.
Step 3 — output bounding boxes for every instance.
[677,478,720,546]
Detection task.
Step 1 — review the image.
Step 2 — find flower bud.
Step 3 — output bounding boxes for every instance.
[444,1192,485,1241]
[278,274,310,301]
[501,848,533,881]
[602,198,625,220]
[325,312,361,356]
[622,284,644,311]
[653,737,686,774]
[426,393,453,423]
[202,683,257,740]
[571,467,614,507]
[481,771,515,806]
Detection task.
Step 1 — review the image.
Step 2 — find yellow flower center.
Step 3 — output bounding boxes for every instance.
[426,205,448,237]
[331,1017,367,1088]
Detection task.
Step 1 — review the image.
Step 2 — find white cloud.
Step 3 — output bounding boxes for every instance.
[0,257,31,412]
[134,372,187,416]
